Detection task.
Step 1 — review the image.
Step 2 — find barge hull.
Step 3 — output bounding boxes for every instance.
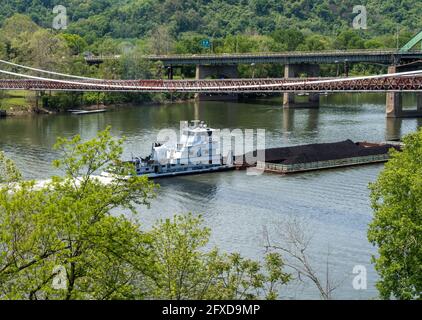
[257,154,390,174]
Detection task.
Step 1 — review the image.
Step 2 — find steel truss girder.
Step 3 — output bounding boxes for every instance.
[0,77,422,92]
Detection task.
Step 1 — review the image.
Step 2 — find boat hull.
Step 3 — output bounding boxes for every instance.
[138,164,234,179]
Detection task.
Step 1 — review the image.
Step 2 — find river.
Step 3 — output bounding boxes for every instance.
[1,93,421,299]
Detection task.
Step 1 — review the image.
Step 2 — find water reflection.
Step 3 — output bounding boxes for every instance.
[158,176,219,202]
[1,93,422,299]
[385,118,403,141]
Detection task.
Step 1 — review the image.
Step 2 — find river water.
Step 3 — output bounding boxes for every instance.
[1,93,421,299]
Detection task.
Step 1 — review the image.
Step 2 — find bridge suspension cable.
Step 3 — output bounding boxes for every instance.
[1,62,422,91]
[284,70,422,87]
[0,68,154,90]
[0,59,102,81]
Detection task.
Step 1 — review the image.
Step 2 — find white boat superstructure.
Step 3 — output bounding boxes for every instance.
[129,121,233,178]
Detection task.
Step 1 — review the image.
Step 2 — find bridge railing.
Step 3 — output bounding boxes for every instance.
[84,49,422,61]
[145,49,406,59]
[1,76,422,92]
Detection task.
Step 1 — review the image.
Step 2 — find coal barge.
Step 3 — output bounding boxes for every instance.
[238,140,400,174]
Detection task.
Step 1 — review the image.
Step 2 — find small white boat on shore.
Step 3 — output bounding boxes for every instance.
[69,109,107,115]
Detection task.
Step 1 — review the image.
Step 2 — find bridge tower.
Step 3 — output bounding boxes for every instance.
[283,64,320,108]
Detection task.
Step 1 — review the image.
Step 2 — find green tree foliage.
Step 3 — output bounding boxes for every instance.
[0,128,290,300]
[0,1,420,42]
[60,34,88,56]
[147,25,175,55]
[0,128,157,299]
[0,13,40,41]
[0,14,70,70]
[297,35,331,51]
[1,2,419,110]
[368,129,422,300]
[148,214,290,299]
[334,30,365,50]
[0,34,7,59]
[0,151,22,184]
[271,29,304,51]
[28,29,71,70]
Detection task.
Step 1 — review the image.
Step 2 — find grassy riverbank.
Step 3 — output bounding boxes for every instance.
[0,91,34,115]
[0,90,196,116]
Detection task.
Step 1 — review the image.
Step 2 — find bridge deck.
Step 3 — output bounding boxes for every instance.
[1,77,422,93]
[85,50,422,65]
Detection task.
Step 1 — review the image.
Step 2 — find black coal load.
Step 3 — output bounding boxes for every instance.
[242,140,399,166]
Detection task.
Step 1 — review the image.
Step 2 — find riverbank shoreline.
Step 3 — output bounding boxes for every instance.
[0,97,196,117]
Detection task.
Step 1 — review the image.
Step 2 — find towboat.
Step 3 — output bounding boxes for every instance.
[106,121,234,179]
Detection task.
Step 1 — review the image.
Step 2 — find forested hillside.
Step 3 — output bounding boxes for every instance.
[0,0,421,112]
[1,0,421,41]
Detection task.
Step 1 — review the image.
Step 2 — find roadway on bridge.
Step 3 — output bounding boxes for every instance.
[85,49,422,66]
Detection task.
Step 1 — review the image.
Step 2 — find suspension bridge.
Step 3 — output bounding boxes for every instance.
[1,57,422,118]
[0,57,422,93]
[1,75,422,93]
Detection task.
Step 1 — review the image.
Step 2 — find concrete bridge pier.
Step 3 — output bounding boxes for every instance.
[386,117,403,141]
[418,92,422,112]
[167,66,174,80]
[386,92,403,118]
[195,65,239,101]
[386,65,422,118]
[283,64,320,108]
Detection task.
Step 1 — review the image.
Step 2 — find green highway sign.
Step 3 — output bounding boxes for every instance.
[200,39,211,48]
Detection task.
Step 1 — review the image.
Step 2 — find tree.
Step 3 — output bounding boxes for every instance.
[147,26,175,55]
[147,214,291,300]
[334,30,365,50]
[27,29,70,70]
[60,34,88,56]
[368,129,422,300]
[264,217,342,300]
[0,128,291,300]
[0,91,6,111]
[0,128,157,299]
[271,29,304,51]
[175,32,211,54]
[1,14,40,61]
[0,151,22,184]
[297,35,331,51]
[0,34,7,59]
[1,14,40,42]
